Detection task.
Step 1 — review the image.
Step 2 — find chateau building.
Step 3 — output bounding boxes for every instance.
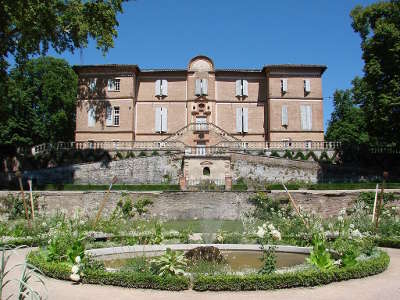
[74,55,326,151]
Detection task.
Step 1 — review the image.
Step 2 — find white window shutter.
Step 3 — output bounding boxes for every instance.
[88,107,95,127]
[161,107,168,132]
[195,79,201,96]
[281,105,288,126]
[161,80,168,96]
[235,80,242,96]
[236,107,243,133]
[281,79,288,93]
[155,107,161,132]
[307,105,312,130]
[155,80,161,96]
[300,105,307,130]
[304,80,311,93]
[201,79,208,95]
[242,80,248,97]
[107,79,113,91]
[106,106,113,126]
[242,107,248,132]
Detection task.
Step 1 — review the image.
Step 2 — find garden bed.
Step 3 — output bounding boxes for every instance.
[27,248,389,291]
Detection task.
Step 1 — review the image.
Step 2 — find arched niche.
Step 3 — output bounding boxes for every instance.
[188,55,215,72]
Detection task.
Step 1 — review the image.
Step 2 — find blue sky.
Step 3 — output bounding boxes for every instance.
[48,0,377,130]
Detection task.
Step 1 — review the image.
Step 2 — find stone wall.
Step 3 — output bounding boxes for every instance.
[22,154,182,185]
[231,153,319,183]
[1,190,399,220]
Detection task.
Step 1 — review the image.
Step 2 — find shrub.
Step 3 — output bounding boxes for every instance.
[319,151,331,162]
[138,151,147,157]
[151,150,159,156]
[282,150,293,160]
[125,151,135,159]
[184,246,225,263]
[270,150,280,158]
[133,197,153,216]
[307,233,335,270]
[0,193,40,219]
[293,152,306,160]
[150,248,187,277]
[305,151,318,161]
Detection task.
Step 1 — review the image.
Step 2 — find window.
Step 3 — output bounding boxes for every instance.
[88,78,97,92]
[113,106,120,126]
[195,79,208,96]
[88,107,95,127]
[203,167,210,176]
[282,139,292,147]
[113,140,119,149]
[236,107,248,133]
[196,142,206,155]
[155,107,168,133]
[304,79,311,94]
[305,140,312,149]
[107,79,120,91]
[235,79,248,97]
[281,79,288,94]
[300,105,312,130]
[281,105,288,126]
[155,79,168,97]
[106,106,120,126]
[196,116,207,131]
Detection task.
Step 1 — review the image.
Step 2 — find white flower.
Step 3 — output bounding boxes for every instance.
[337,215,343,222]
[267,224,275,231]
[351,229,363,238]
[349,224,355,229]
[271,229,281,240]
[70,273,81,282]
[71,265,80,274]
[256,226,266,238]
[75,256,81,264]
[42,222,47,227]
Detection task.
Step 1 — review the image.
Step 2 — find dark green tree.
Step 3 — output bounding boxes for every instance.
[350,0,400,145]
[325,89,369,145]
[0,57,77,146]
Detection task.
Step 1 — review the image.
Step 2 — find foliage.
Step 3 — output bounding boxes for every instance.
[356,191,397,214]
[1,246,47,300]
[138,151,147,157]
[150,248,187,277]
[133,197,153,216]
[282,150,293,160]
[0,193,40,219]
[307,233,335,270]
[184,246,225,263]
[1,57,78,146]
[350,1,400,145]
[192,250,389,291]
[258,245,276,275]
[0,0,126,76]
[177,228,192,244]
[269,150,280,158]
[151,150,159,156]
[325,89,369,145]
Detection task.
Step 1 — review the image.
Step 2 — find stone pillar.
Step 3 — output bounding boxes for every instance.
[225,175,232,191]
[179,175,186,191]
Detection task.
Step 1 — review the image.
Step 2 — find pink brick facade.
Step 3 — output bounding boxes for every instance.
[74,56,326,147]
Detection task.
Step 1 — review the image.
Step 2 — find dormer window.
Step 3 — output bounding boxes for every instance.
[155,79,168,97]
[235,79,248,97]
[108,79,120,91]
[304,79,311,94]
[195,79,208,96]
[281,79,288,94]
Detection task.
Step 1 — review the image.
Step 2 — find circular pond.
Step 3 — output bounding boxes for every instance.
[87,244,311,273]
[102,250,307,272]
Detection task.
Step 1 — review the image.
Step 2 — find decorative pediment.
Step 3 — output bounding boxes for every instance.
[200,161,213,166]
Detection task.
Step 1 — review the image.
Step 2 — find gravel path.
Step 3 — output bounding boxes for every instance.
[3,247,400,300]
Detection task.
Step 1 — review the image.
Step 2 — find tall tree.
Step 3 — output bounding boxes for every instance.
[325,88,369,145]
[0,0,127,75]
[350,0,400,145]
[0,57,77,146]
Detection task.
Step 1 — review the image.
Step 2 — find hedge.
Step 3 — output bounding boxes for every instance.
[27,251,190,291]
[376,237,400,249]
[33,184,180,191]
[193,250,389,291]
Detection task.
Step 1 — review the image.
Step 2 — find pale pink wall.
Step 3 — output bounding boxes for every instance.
[268,76,322,99]
[136,76,186,100]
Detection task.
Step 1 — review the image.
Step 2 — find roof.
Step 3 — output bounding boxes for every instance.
[72,63,327,75]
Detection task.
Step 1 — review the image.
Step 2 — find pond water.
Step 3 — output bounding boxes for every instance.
[102,250,307,272]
